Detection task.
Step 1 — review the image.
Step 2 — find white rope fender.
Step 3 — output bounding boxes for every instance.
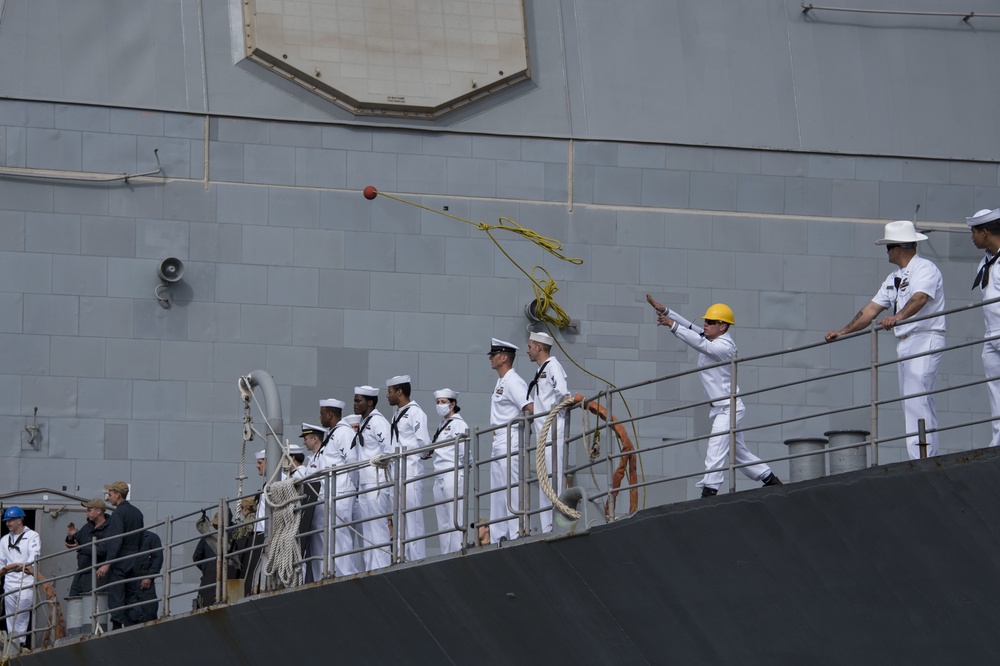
[263,478,302,588]
[369,453,394,499]
[536,395,581,520]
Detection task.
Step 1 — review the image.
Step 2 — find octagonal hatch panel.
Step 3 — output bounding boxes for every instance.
[242,0,531,119]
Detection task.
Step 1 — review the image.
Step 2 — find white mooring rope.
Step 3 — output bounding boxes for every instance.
[536,395,581,520]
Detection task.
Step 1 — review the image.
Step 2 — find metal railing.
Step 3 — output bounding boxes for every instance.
[6,297,999,651]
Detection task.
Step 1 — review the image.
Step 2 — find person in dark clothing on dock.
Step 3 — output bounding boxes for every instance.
[134,530,163,622]
[95,480,145,628]
[65,498,111,596]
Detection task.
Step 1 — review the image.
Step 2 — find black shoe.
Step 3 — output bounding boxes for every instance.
[762,472,783,487]
[497,536,508,549]
[701,487,718,498]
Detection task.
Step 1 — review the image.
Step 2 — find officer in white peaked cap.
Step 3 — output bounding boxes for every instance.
[485,338,532,544]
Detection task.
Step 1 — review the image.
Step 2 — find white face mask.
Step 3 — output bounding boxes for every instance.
[435,403,451,417]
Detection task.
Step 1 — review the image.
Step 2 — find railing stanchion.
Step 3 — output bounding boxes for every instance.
[472,428,483,546]
[604,386,614,515]
[216,499,225,606]
[162,516,172,618]
[729,356,738,494]
[396,447,405,564]
[324,468,333,580]
[871,325,879,466]
[918,418,928,458]
[89,538,98,632]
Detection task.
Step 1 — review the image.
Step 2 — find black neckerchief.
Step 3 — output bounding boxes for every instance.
[390,404,413,444]
[7,531,25,553]
[973,252,1000,290]
[433,417,454,443]
[527,360,551,399]
[351,413,375,449]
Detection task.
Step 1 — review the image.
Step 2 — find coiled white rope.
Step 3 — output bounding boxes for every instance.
[536,395,581,520]
[263,478,302,588]
[369,453,394,499]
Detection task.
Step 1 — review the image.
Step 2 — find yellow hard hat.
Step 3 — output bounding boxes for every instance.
[702,303,735,325]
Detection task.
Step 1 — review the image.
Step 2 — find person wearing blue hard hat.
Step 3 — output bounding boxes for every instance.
[0,506,41,648]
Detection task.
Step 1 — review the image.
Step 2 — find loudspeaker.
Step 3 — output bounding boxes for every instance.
[158,257,184,283]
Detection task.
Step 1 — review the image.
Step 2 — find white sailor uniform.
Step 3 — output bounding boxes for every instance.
[301,439,340,582]
[872,254,946,458]
[325,421,361,576]
[528,356,570,533]
[353,409,393,571]
[490,369,531,541]
[667,311,772,491]
[432,414,469,554]
[391,401,431,561]
[976,250,1000,447]
[0,527,40,644]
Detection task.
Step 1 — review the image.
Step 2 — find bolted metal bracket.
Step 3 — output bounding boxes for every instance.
[23,407,42,450]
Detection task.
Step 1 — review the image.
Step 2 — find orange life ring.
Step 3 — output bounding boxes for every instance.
[573,394,638,518]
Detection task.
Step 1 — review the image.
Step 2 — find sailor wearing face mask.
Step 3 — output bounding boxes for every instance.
[430,389,469,554]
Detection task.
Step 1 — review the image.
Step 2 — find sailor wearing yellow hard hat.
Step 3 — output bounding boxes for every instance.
[646,295,782,497]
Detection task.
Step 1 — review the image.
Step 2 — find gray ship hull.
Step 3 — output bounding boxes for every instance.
[21,447,1000,665]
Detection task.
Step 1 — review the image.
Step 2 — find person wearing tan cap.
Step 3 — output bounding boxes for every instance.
[96,481,145,628]
[66,498,110,596]
[825,220,946,459]
[967,207,1000,447]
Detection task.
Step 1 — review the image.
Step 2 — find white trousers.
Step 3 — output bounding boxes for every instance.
[489,441,520,541]
[534,417,564,533]
[331,489,359,577]
[356,484,391,571]
[432,472,465,554]
[983,339,1000,448]
[3,583,33,644]
[698,403,771,490]
[897,333,944,459]
[401,471,425,562]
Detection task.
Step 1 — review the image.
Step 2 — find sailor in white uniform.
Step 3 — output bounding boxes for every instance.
[254,449,267,537]
[967,208,1000,447]
[0,506,40,647]
[526,331,571,533]
[826,220,946,459]
[431,388,469,554]
[352,385,393,571]
[386,374,431,561]
[287,442,308,480]
[648,297,782,497]
[300,423,332,582]
[319,398,360,576]
[486,338,533,543]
